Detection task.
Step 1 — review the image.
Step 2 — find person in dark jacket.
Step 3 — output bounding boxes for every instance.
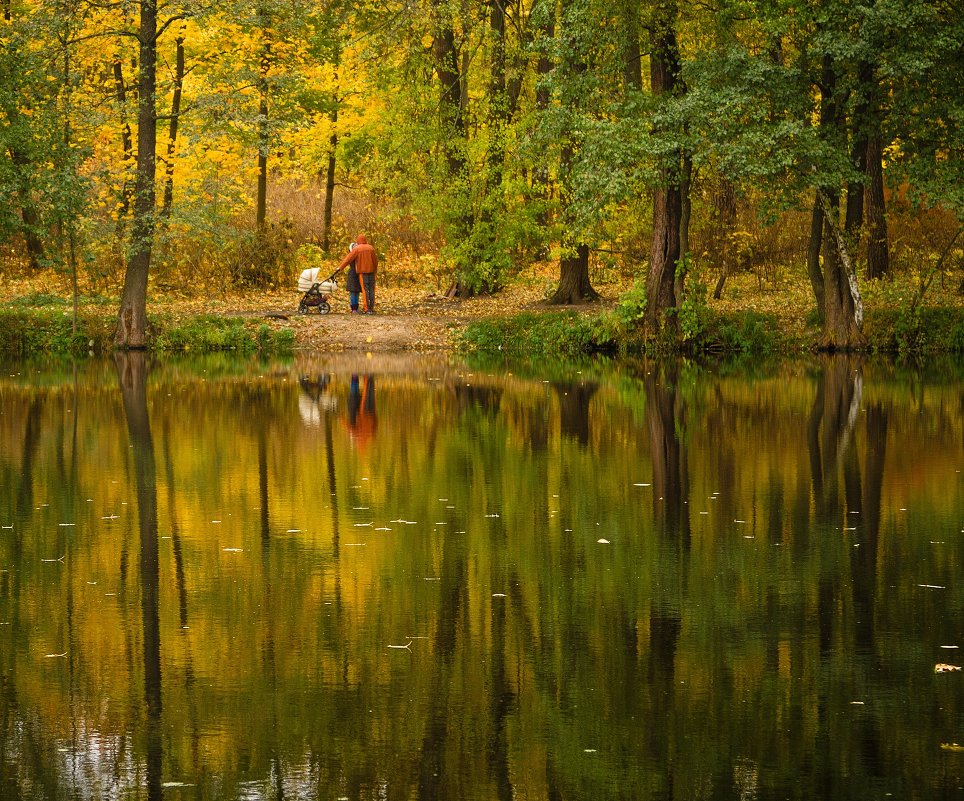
[345,243,361,312]
[337,235,378,313]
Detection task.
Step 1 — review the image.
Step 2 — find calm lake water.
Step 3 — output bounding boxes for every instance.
[0,352,962,800]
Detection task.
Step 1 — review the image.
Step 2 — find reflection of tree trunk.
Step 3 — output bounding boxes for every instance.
[645,366,690,548]
[854,403,886,653]
[16,398,44,521]
[114,352,162,801]
[161,419,188,629]
[551,381,598,446]
[417,531,466,800]
[324,413,340,559]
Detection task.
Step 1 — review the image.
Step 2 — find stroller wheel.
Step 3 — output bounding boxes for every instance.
[319,299,331,314]
[298,300,308,314]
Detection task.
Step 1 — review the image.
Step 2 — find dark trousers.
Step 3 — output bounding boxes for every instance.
[361,274,376,311]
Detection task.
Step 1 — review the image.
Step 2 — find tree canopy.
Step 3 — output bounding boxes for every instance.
[0,0,962,348]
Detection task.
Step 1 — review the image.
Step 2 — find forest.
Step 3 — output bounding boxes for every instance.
[0,0,962,350]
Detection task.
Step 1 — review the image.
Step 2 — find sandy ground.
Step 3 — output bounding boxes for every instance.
[252,282,587,352]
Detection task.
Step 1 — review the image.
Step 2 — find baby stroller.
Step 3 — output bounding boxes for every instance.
[297,267,341,314]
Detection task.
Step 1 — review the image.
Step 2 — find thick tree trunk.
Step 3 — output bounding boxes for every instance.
[845,63,872,241]
[865,133,889,279]
[161,35,184,216]
[550,243,597,304]
[432,1,466,181]
[807,197,825,319]
[115,0,158,349]
[820,193,865,349]
[645,0,682,331]
[550,0,599,306]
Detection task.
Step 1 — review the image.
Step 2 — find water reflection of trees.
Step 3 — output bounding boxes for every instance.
[1,358,963,798]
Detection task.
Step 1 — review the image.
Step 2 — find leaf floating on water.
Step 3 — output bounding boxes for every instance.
[633,483,651,487]
[940,645,959,650]
[485,514,500,518]
[934,664,961,673]
[58,523,75,527]
[222,548,243,553]
[941,743,964,752]
[387,641,412,650]
[286,529,301,533]
[44,652,67,658]
[850,701,865,705]
[919,584,947,590]
[492,593,507,598]
[597,538,610,544]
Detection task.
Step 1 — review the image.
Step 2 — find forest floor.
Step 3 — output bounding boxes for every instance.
[184,278,619,352]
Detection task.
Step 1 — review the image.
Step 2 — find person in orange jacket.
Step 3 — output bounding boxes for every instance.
[337,235,378,313]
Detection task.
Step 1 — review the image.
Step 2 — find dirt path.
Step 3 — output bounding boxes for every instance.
[259,291,486,351]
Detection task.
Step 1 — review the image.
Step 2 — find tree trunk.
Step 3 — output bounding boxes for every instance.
[711,179,736,300]
[645,0,682,331]
[676,152,692,301]
[256,7,270,229]
[550,243,597,304]
[8,146,45,271]
[807,197,825,319]
[113,59,134,216]
[321,47,341,252]
[821,192,865,349]
[322,124,337,252]
[865,133,889,278]
[485,0,507,188]
[621,0,642,92]
[532,0,554,237]
[845,64,872,241]
[161,35,184,216]
[548,0,599,306]
[115,0,158,349]
[432,0,466,182]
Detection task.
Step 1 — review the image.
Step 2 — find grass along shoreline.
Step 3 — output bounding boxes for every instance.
[3,267,964,359]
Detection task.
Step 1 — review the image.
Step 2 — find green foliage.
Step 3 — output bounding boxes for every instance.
[613,279,648,328]
[458,311,600,356]
[152,315,293,354]
[677,277,711,345]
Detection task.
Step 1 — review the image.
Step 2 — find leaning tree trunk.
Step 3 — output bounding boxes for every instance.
[645,0,682,332]
[820,192,865,350]
[115,0,158,349]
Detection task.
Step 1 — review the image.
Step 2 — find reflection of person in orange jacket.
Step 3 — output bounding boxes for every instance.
[345,375,377,450]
